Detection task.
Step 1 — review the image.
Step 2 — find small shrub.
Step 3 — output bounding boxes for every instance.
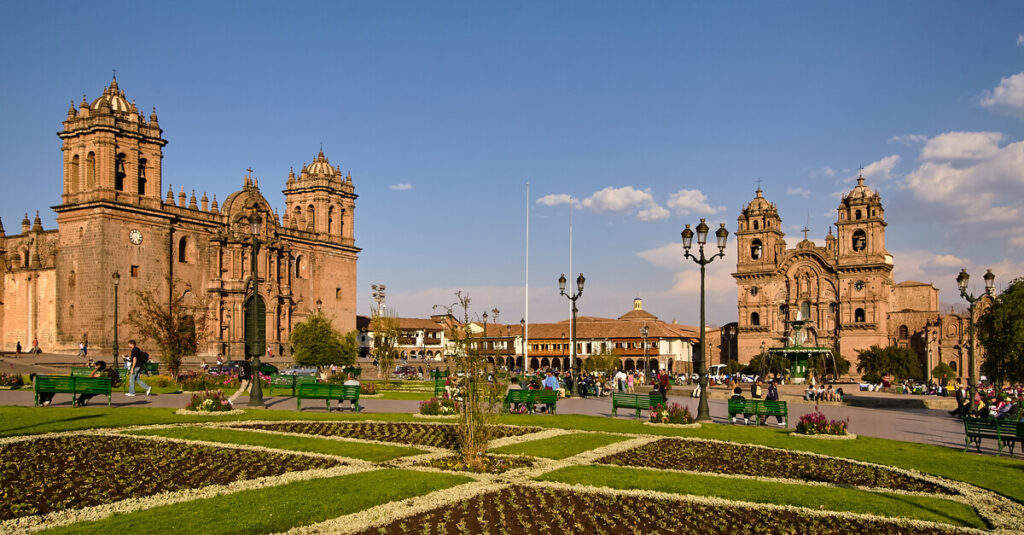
[795,410,849,435]
[184,390,233,412]
[361,382,378,395]
[649,403,694,424]
[0,373,25,388]
[149,375,175,388]
[419,396,461,415]
[178,372,220,391]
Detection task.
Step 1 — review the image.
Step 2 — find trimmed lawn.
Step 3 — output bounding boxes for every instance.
[378,391,432,400]
[498,413,1024,503]
[125,427,425,461]
[39,469,471,535]
[489,432,629,459]
[538,465,988,529]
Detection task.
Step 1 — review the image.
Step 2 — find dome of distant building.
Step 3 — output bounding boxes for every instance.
[89,76,138,116]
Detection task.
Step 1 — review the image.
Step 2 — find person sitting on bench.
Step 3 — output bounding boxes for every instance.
[730,386,752,424]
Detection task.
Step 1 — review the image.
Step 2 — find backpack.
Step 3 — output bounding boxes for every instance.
[107,368,123,389]
[137,351,149,365]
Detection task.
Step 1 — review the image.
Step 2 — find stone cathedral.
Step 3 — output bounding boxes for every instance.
[731,177,988,378]
[0,76,360,357]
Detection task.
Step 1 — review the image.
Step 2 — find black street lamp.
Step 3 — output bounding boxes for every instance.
[559,272,585,374]
[112,272,120,363]
[681,218,729,422]
[247,208,265,408]
[956,268,995,413]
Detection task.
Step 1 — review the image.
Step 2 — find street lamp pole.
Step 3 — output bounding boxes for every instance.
[559,273,585,374]
[520,318,526,372]
[956,268,995,414]
[681,219,729,422]
[112,272,120,363]
[641,324,649,378]
[248,209,265,408]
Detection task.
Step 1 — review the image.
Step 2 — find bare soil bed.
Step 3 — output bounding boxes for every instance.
[0,435,341,520]
[355,485,966,535]
[416,454,535,474]
[237,422,539,449]
[597,438,950,494]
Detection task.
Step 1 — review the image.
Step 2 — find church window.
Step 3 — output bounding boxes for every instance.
[751,312,760,326]
[19,248,28,267]
[178,237,188,263]
[307,204,316,230]
[899,325,909,339]
[779,304,788,319]
[70,155,80,192]
[949,361,957,372]
[852,230,867,252]
[328,206,335,234]
[855,209,862,220]
[295,255,305,279]
[753,220,759,230]
[750,286,758,296]
[86,152,96,189]
[340,209,346,236]
[854,308,865,323]
[138,158,147,195]
[115,153,126,191]
[130,265,139,277]
[750,239,763,260]
[800,301,811,319]
[68,270,75,287]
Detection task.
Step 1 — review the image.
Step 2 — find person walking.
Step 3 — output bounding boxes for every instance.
[228,354,253,406]
[627,372,635,393]
[658,369,670,404]
[125,340,152,397]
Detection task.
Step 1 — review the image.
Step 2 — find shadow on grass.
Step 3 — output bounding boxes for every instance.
[2,413,104,435]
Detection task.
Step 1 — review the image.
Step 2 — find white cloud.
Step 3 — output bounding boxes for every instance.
[389,183,413,191]
[581,186,653,213]
[636,243,684,269]
[892,249,1024,302]
[889,134,928,146]
[860,154,900,181]
[920,131,1003,161]
[900,132,1024,222]
[786,187,810,198]
[665,189,725,215]
[636,204,670,221]
[536,193,574,206]
[981,72,1024,119]
[1018,34,1024,46]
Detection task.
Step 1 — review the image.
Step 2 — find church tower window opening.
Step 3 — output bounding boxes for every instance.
[800,301,811,319]
[750,239,762,260]
[115,153,126,191]
[328,206,335,234]
[138,158,147,195]
[307,204,315,231]
[751,312,760,326]
[852,229,866,252]
[178,237,188,263]
[70,155,80,192]
[86,152,96,189]
[899,325,909,340]
[753,220,759,230]
[855,308,866,323]
[855,209,862,220]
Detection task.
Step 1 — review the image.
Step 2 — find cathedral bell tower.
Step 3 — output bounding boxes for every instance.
[282,149,356,245]
[836,175,888,264]
[735,187,785,270]
[58,75,166,209]
[733,187,787,355]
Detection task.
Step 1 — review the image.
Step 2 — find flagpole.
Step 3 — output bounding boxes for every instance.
[568,197,573,374]
[524,182,529,373]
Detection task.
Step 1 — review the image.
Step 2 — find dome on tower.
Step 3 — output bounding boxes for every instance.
[839,175,881,208]
[299,149,341,181]
[742,187,778,217]
[89,76,138,118]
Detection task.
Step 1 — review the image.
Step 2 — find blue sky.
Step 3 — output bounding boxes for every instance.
[2,1,1023,326]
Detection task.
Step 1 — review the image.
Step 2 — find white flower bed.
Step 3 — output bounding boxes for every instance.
[174,408,246,416]
[411,413,457,420]
[643,421,702,429]
[789,431,857,440]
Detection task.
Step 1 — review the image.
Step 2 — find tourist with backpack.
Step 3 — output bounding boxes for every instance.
[125,340,152,397]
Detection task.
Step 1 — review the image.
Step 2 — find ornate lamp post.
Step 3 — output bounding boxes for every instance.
[641,324,649,377]
[681,219,729,422]
[247,209,265,408]
[956,268,995,413]
[371,284,386,315]
[520,317,526,372]
[559,273,585,374]
[112,272,120,363]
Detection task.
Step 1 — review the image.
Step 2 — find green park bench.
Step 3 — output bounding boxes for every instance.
[727,399,788,426]
[964,418,1019,456]
[270,374,318,396]
[297,383,360,412]
[70,366,94,377]
[612,392,661,418]
[431,370,449,397]
[503,389,559,414]
[34,375,112,407]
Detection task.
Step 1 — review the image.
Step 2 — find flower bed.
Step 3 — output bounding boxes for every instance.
[597,438,950,494]
[236,422,538,449]
[0,373,25,388]
[416,454,534,474]
[649,402,694,425]
[419,396,460,415]
[0,435,341,520]
[353,485,966,534]
[184,390,233,412]
[795,410,850,436]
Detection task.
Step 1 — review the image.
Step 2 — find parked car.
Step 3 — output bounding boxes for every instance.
[278,366,317,376]
[221,360,278,376]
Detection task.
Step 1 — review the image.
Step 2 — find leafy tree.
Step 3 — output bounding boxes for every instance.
[809,352,851,380]
[745,351,791,379]
[856,345,919,383]
[124,275,210,377]
[978,277,1024,388]
[289,312,357,368]
[931,361,955,383]
[582,346,620,376]
[370,311,401,384]
[725,359,746,376]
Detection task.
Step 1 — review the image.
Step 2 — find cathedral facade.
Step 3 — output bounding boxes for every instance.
[0,77,360,357]
[731,177,987,379]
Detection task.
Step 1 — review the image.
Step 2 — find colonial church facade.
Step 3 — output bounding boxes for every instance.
[732,177,988,379]
[0,77,359,357]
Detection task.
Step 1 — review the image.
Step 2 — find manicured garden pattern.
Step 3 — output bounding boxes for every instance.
[415,454,535,474]
[597,438,951,494]
[489,432,631,460]
[0,435,341,520]
[235,421,539,449]
[353,485,969,535]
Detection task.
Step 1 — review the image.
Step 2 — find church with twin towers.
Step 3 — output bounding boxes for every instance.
[0,76,360,358]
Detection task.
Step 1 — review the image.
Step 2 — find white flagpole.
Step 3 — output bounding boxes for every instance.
[568,197,573,373]
[524,182,529,373]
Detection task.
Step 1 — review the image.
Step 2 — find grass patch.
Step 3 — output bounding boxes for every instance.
[125,427,425,461]
[377,391,432,400]
[498,413,1024,504]
[489,432,629,459]
[40,469,471,535]
[538,465,987,529]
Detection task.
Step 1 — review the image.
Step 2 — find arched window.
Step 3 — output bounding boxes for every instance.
[800,301,811,319]
[949,361,957,372]
[328,206,335,234]
[294,255,304,279]
[340,209,346,236]
[855,209,862,220]
[178,237,188,263]
[138,158,147,195]
[854,308,866,323]
[852,230,867,252]
[898,325,909,340]
[751,312,760,326]
[307,204,316,230]
[70,155,80,192]
[115,153,126,191]
[753,220,759,230]
[86,152,96,188]
[750,238,763,260]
